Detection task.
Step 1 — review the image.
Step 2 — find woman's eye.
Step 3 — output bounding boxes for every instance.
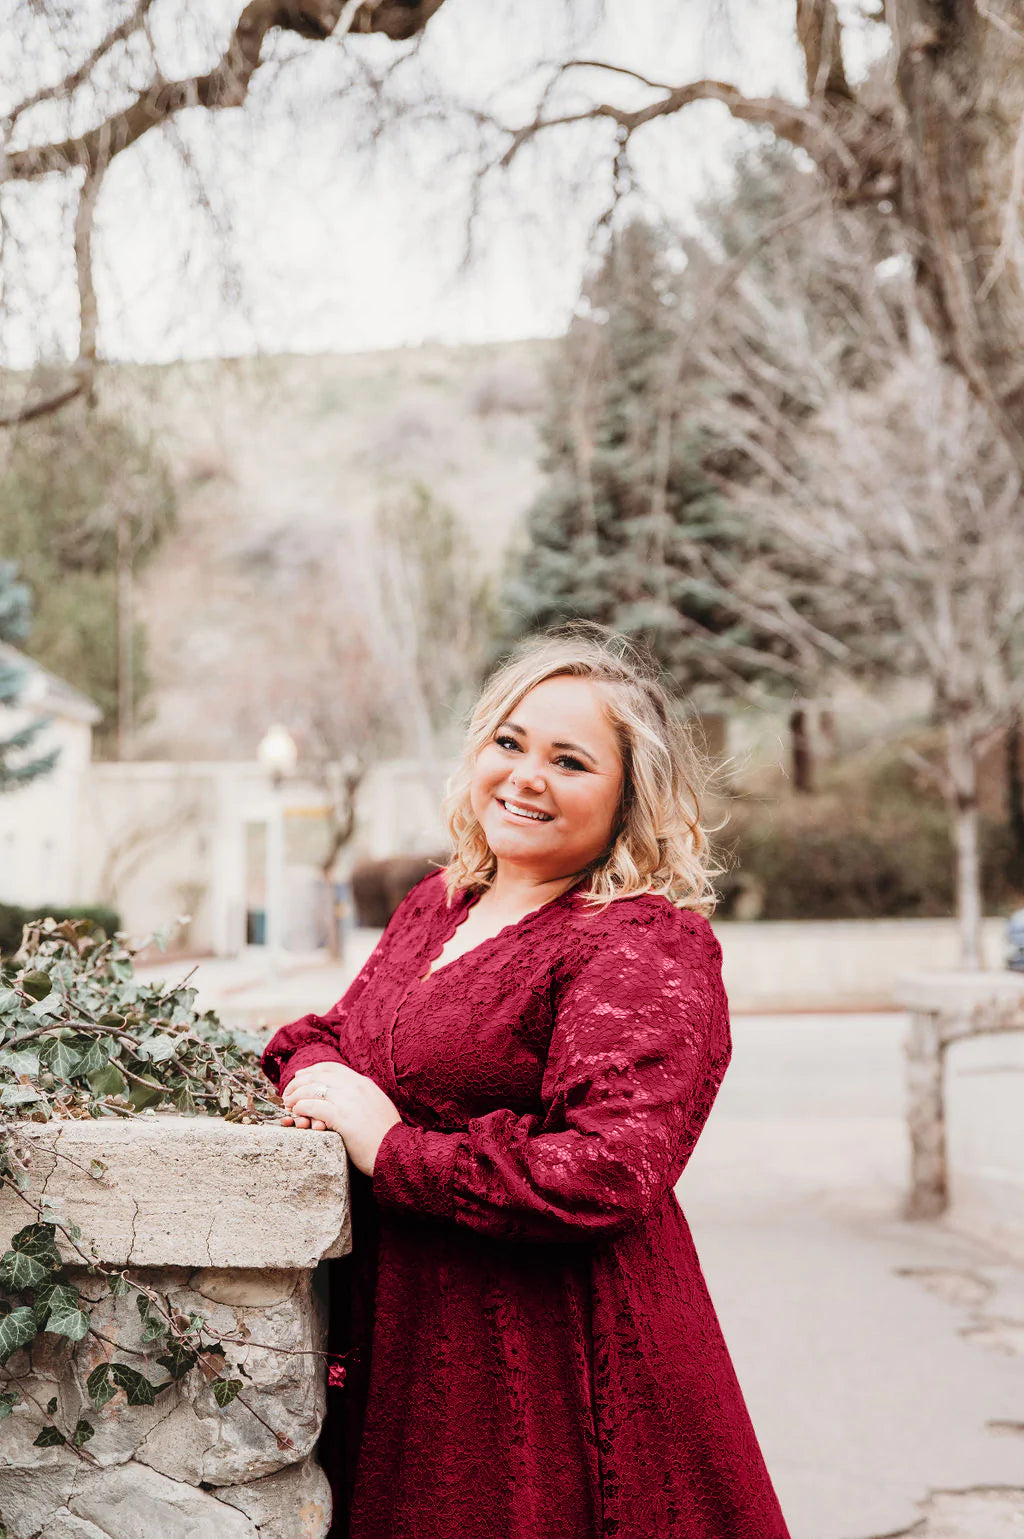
[495,734,519,750]
[555,754,586,772]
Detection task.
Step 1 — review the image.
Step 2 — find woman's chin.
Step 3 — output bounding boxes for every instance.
[483,812,556,854]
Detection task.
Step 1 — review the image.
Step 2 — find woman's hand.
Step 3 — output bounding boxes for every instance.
[278,1057,337,1133]
[280,1062,404,1177]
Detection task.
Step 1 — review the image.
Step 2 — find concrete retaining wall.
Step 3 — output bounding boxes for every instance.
[716,916,1010,1011]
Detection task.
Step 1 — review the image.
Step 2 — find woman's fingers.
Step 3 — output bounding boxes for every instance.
[279,1109,329,1131]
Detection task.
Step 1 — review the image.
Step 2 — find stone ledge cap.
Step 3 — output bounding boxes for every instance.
[895,969,1024,1015]
[0,1116,351,1269]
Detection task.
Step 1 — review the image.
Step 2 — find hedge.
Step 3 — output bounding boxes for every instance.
[0,904,121,959]
[716,805,1018,921]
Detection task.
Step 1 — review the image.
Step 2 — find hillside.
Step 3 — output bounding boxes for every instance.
[106,340,552,759]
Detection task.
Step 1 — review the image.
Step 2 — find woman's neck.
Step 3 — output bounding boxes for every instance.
[483,864,583,916]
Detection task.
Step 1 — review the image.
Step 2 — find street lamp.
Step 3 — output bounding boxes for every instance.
[257,724,297,979]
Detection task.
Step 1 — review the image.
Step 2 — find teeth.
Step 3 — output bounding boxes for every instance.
[501,800,551,821]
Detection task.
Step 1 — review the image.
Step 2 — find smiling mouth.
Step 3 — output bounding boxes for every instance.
[498,798,554,822]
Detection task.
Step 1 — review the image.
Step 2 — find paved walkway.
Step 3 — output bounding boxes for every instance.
[136,949,1024,1538]
[684,1012,1024,1539]
[134,936,377,1034]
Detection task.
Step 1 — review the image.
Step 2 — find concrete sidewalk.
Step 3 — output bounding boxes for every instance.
[134,936,377,1034]
[682,1012,1024,1539]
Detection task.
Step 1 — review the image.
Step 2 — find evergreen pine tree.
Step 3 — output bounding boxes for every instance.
[499,219,798,706]
[0,561,60,792]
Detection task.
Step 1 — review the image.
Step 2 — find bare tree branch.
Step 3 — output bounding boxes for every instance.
[0,380,88,429]
[497,77,823,171]
[3,0,447,182]
[796,0,854,103]
[5,0,157,128]
[74,167,104,388]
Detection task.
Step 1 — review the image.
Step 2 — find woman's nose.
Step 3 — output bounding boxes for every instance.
[512,759,546,788]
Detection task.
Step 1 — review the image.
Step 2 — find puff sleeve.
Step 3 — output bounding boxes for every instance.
[371,906,731,1243]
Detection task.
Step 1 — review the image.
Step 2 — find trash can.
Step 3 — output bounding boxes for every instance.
[1006,908,1024,971]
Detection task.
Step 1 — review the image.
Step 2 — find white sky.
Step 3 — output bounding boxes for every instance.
[1,0,882,367]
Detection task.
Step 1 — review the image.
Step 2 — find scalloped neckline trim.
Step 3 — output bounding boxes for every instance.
[415,880,583,985]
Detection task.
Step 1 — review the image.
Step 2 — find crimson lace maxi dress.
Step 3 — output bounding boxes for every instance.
[260,868,791,1539]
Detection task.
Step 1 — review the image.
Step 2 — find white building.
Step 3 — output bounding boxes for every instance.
[0,648,449,955]
[0,645,101,910]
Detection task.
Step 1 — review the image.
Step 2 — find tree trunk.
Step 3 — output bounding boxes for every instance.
[116,511,133,761]
[893,0,1024,468]
[321,859,342,962]
[946,711,983,967]
[1007,708,1024,891]
[789,703,814,793]
[904,1009,948,1217]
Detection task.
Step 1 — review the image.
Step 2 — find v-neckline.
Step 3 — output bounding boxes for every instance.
[415,880,582,986]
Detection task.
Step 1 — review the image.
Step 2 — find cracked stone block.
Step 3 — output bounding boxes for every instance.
[0,1469,79,1539]
[36,1514,109,1539]
[0,1119,351,1268]
[70,1462,258,1539]
[189,1268,298,1306]
[217,1454,332,1538]
[2,1263,325,1490]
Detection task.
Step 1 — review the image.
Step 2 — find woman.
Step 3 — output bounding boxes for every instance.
[260,625,792,1539]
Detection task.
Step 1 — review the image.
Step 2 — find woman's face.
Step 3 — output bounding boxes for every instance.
[470,675,625,881]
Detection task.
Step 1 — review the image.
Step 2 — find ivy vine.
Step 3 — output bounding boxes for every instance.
[0,915,347,1462]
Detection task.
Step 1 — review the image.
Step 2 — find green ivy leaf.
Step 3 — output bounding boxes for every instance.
[71,1417,94,1448]
[45,1396,57,1414]
[109,1362,157,1406]
[156,1342,198,1380]
[32,1424,66,1447]
[0,1389,20,1417]
[88,1062,128,1098]
[74,1039,110,1077]
[30,1281,79,1329]
[0,1307,38,1361]
[211,1377,243,1408]
[20,971,52,1001]
[0,1249,51,1289]
[170,1082,197,1115]
[0,1084,44,1107]
[38,1034,83,1081]
[11,1223,60,1268]
[141,1313,166,1344]
[127,1076,164,1112]
[85,1364,117,1409]
[108,1272,131,1298]
[0,1048,40,1076]
[142,1036,177,1064]
[45,1300,90,1342]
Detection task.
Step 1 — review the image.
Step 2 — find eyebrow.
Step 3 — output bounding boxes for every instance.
[498,719,598,766]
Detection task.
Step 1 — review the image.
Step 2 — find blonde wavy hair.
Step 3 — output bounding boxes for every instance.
[441,623,722,915]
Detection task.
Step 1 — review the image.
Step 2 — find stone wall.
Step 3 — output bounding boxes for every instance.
[0,1119,350,1539]
[947,1028,1024,1263]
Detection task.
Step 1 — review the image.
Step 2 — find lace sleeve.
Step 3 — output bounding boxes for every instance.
[260,872,434,1092]
[372,906,731,1243]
